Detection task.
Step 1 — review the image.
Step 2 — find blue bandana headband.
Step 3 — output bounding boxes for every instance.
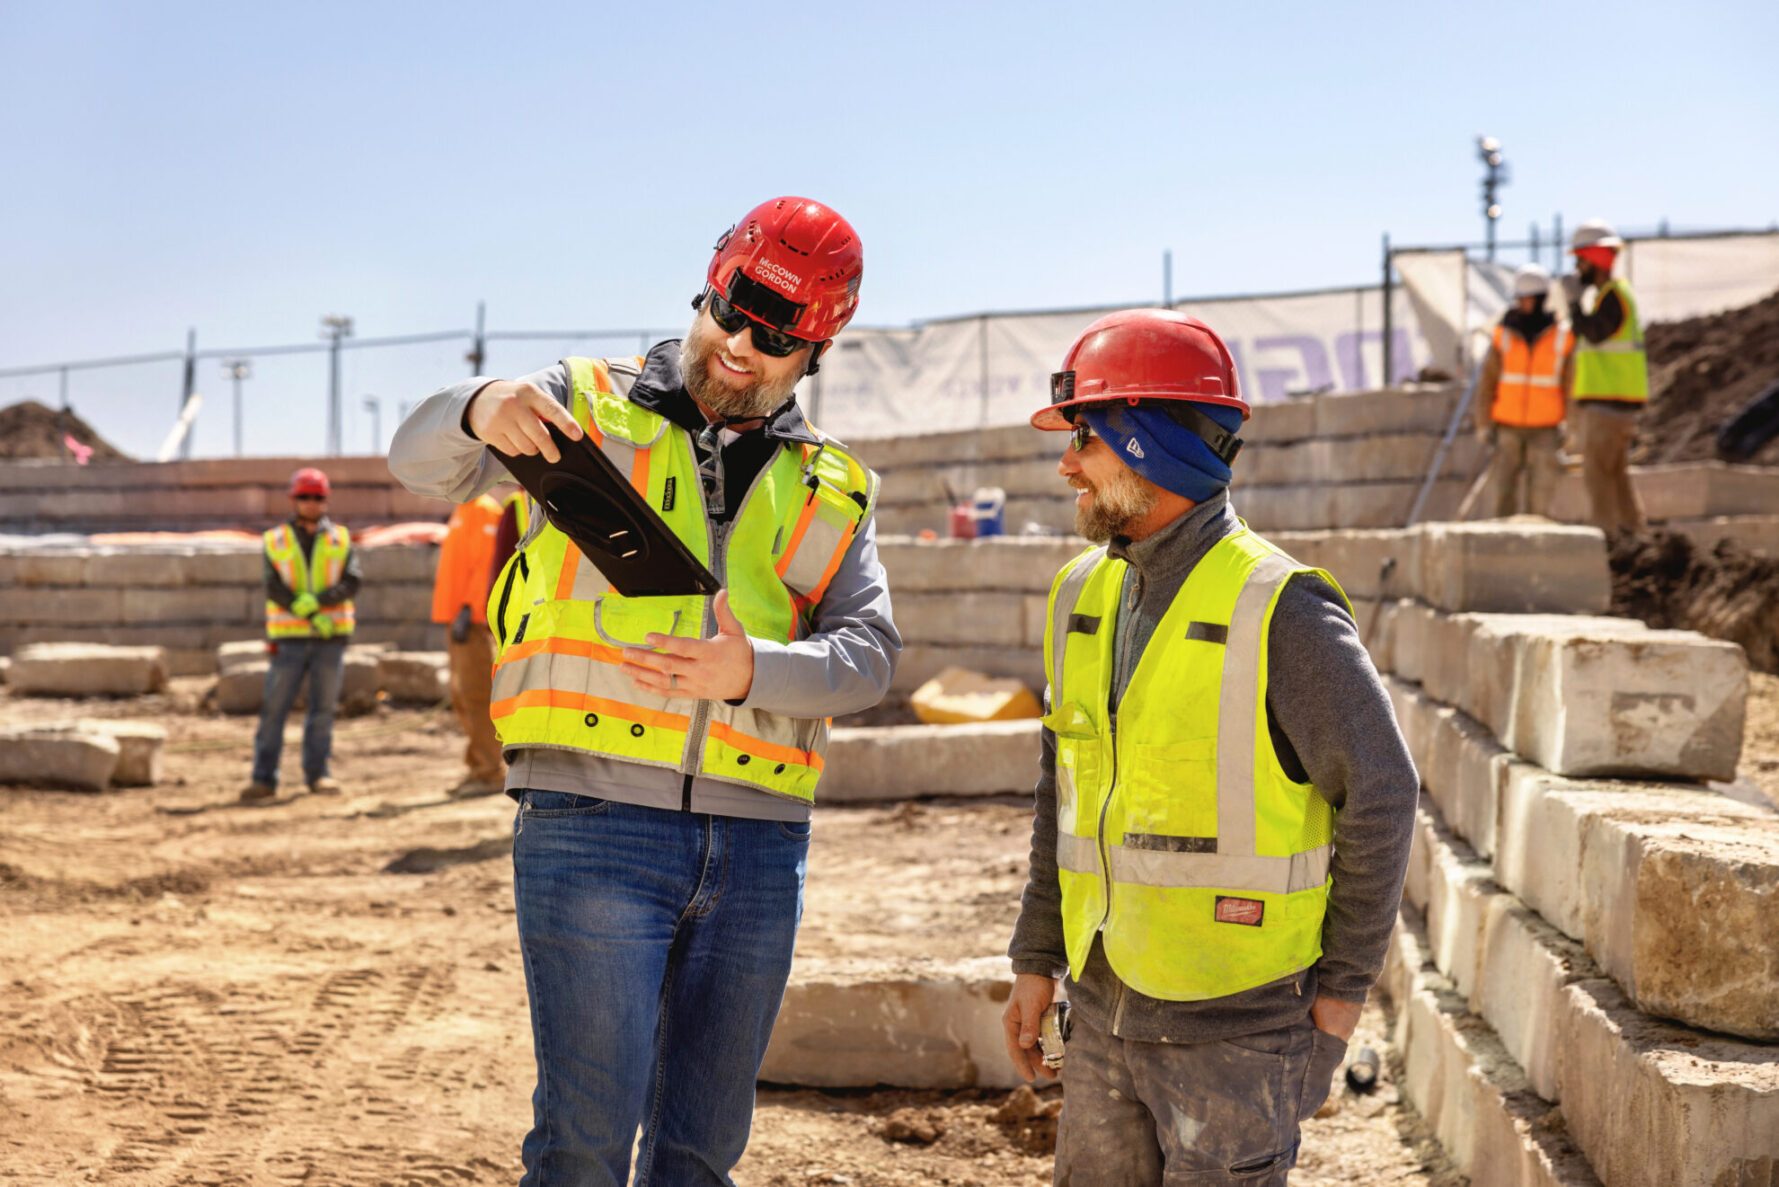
[1079,401,1244,503]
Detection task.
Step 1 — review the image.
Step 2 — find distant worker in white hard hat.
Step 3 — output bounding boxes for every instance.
[1475,264,1574,517]
[1560,219,1647,535]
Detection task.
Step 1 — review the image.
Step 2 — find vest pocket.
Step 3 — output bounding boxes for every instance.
[1119,738,1217,840]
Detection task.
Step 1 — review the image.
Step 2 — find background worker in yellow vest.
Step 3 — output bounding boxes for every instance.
[242,467,362,803]
[1475,264,1574,517]
[1002,310,1418,1185]
[388,197,899,1185]
[1560,218,1649,535]
[429,483,520,799]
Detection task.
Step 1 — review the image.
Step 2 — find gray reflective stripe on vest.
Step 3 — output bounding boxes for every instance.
[1057,830,1101,875]
[1215,551,1297,858]
[1107,842,1330,895]
[1578,339,1642,353]
[492,650,674,717]
[1050,550,1107,699]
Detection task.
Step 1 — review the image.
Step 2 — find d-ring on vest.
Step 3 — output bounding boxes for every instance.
[485,356,879,803]
[1045,527,1345,1001]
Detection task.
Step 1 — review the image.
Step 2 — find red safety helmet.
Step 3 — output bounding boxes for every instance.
[289,467,331,498]
[703,197,863,344]
[1032,308,1249,432]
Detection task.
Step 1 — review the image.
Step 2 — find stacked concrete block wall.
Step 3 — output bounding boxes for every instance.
[0,456,447,535]
[1361,527,1779,1184]
[0,539,443,674]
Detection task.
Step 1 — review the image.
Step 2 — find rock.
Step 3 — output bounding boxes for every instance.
[821,721,1043,802]
[74,718,167,786]
[215,661,268,715]
[378,651,449,704]
[990,1084,1044,1123]
[880,1109,943,1144]
[0,725,121,791]
[8,642,169,697]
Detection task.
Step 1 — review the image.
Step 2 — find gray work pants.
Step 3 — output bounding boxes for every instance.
[1575,400,1647,534]
[1054,1009,1345,1186]
[1488,424,1562,518]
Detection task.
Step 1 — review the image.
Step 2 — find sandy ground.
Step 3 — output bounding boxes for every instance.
[0,674,1628,1186]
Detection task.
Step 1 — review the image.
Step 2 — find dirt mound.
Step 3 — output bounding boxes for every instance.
[1635,289,1779,465]
[1610,529,1779,671]
[0,399,129,461]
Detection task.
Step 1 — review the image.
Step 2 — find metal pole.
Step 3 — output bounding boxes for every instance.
[1554,213,1564,269]
[59,367,70,463]
[232,372,243,456]
[1530,222,1541,269]
[1405,356,1486,527]
[179,328,197,459]
[469,300,486,375]
[978,315,991,426]
[363,396,381,454]
[1381,234,1393,389]
[328,333,342,455]
[1163,250,1173,307]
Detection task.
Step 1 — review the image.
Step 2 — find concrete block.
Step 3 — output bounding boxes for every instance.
[1390,600,1438,685]
[1418,805,1505,1002]
[1425,699,1510,858]
[1229,484,1337,532]
[762,956,1020,1090]
[1358,597,1396,673]
[82,550,191,588]
[340,647,381,713]
[1321,433,1478,484]
[0,725,120,791]
[1333,479,1466,528]
[120,585,255,625]
[0,550,89,585]
[891,644,1045,696]
[1238,439,1313,487]
[1419,610,1480,711]
[1474,902,1591,1103]
[1021,594,1048,648]
[1403,795,1434,915]
[892,591,1030,648]
[876,536,1087,594]
[1243,397,1318,444]
[1319,529,1421,601]
[358,543,439,584]
[216,661,268,714]
[822,721,1042,802]
[1314,386,1461,437]
[1383,674,1436,777]
[0,586,124,626]
[183,549,262,585]
[379,651,449,704]
[74,718,167,786]
[852,423,1051,470]
[1510,627,1747,780]
[1415,522,1611,615]
[1555,974,1779,1187]
[217,639,271,674]
[215,648,379,715]
[1667,514,1779,558]
[8,642,169,696]
[874,457,1068,504]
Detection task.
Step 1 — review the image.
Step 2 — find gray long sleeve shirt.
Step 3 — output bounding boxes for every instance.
[1007,490,1418,1043]
[385,344,901,822]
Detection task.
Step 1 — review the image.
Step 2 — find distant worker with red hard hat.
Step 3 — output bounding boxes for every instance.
[1560,218,1648,535]
[241,467,362,803]
[429,483,523,799]
[1475,264,1574,517]
[1002,309,1417,1183]
[388,197,898,1183]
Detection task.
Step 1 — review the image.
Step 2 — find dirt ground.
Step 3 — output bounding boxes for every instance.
[1637,289,1779,466]
[0,399,129,462]
[0,678,1563,1186]
[1610,529,1779,674]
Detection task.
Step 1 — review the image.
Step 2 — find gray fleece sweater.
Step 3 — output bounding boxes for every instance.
[1007,490,1418,1043]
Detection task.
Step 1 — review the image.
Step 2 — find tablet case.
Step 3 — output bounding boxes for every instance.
[490,424,721,599]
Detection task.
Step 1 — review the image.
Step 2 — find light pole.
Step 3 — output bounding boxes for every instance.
[319,314,355,455]
[221,359,252,457]
[1476,135,1509,261]
[363,395,381,455]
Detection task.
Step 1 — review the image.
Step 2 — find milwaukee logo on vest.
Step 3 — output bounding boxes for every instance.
[755,260,803,294]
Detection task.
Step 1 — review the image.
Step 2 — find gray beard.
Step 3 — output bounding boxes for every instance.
[681,316,805,422]
[1074,467,1160,542]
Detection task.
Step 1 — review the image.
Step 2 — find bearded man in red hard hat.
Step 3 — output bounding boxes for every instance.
[1001,310,1417,1184]
[242,466,361,803]
[389,198,898,1184]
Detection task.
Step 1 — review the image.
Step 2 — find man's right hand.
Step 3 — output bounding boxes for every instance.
[290,592,320,619]
[1002,972,1061,1083]
[465,380,583,464]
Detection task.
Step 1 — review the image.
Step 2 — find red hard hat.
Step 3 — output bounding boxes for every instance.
[289,467,331,498]
[1031,308,1249,431]
[705,197,863,342]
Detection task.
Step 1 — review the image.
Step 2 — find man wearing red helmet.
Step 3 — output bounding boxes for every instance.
[242,467,362,803]
[1001,310,1417,1184]
[389,198,898,1185]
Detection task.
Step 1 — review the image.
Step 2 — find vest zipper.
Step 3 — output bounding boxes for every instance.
[1094,570,1144,939]
[676,434,782,809]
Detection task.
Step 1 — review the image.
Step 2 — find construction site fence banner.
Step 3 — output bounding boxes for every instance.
[811,285,1432,440]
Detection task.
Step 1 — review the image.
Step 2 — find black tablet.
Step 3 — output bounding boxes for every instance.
[490,424,721,599]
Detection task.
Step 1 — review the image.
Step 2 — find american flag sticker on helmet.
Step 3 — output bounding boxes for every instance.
[1215,896,1265,926]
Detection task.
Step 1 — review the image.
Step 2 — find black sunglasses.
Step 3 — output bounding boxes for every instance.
[707,291,807,358]
[1070,421,1096,452]
[293,494,326,502]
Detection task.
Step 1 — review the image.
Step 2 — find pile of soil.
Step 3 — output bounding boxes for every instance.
[0,399,129,461]
[1610,529,1779,672]
[1635,289,1779,465]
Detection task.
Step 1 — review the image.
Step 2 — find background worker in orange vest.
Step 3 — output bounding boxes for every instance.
[430,484,520,798]
[1475,265,1574,517]
[243,467,362,803]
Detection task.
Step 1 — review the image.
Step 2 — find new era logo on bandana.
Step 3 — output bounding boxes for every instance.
[1215,896,1265,926]
[1125,438,1145,460]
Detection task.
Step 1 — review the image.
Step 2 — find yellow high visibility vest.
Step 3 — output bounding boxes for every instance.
[485,356,878,803]
[264,522,356,639]
[1572,277,1647,402]
[1045,527,1343,1001]
[1489,321,1572,428]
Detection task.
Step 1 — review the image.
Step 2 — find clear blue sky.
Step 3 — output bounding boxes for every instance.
[2,0,1774,459]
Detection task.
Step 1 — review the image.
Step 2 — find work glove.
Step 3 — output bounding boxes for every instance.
[1558,272,1584,308]
[290,592,320,619]
[311,614,336,639]
[449,605,473,644]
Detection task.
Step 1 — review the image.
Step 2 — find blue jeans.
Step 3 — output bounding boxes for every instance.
[511,790,809,1187]
[250,637,346,787]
